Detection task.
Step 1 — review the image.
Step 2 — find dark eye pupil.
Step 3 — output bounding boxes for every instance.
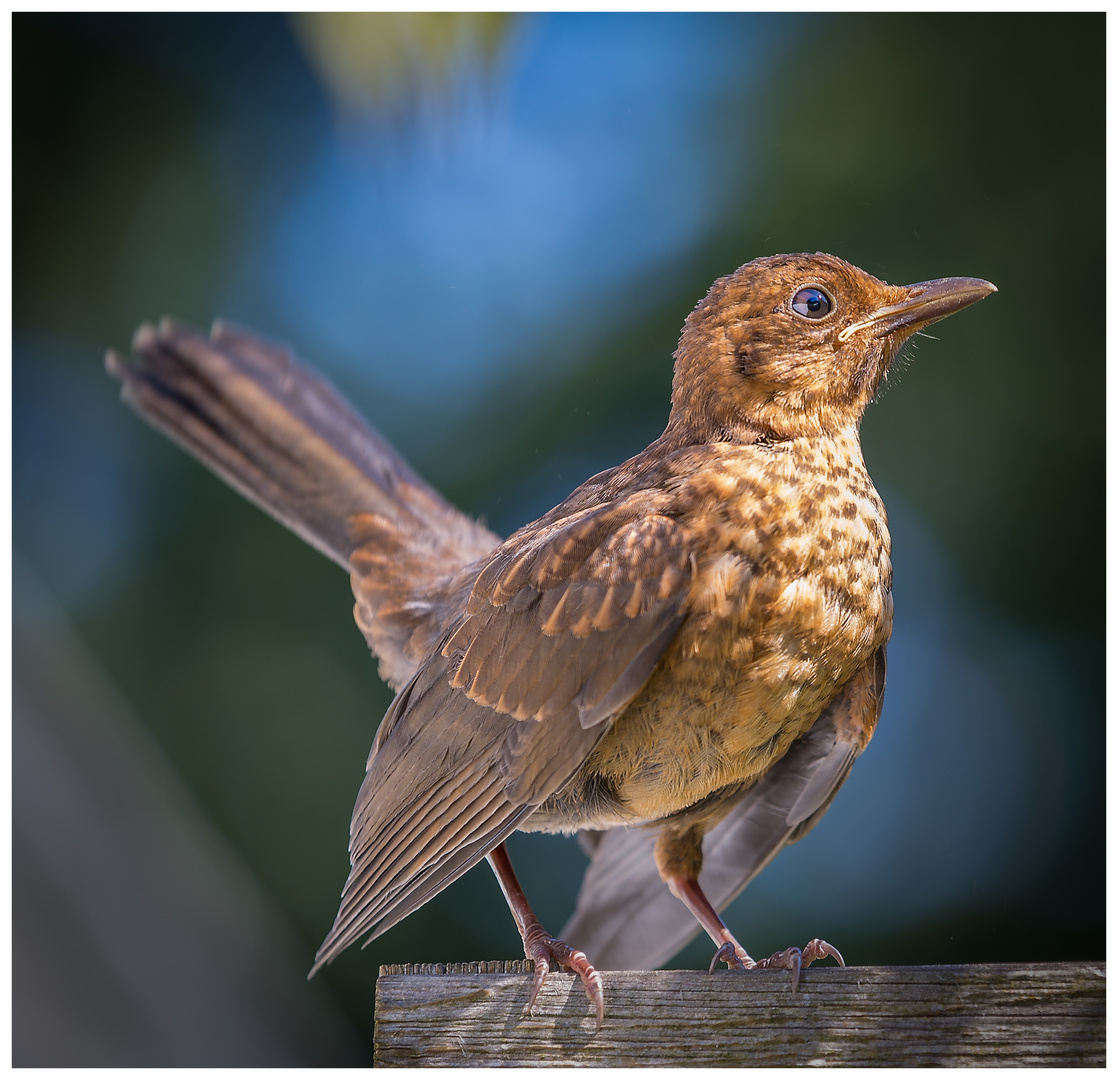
[792,287,832,320]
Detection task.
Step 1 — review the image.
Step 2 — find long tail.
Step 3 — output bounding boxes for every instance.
[108,319,499,687]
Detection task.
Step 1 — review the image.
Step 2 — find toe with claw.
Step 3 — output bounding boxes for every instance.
[523,925,605,1031]
[708,936,843,991]
[708,940,749,973]
[754,938,845,992]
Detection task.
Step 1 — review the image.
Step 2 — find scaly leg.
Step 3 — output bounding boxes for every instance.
[487,842,605,1030]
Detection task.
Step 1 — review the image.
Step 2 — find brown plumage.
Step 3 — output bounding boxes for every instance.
[107,253,994,1027]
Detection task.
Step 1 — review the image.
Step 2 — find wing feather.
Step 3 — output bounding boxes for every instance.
[313,498,695,971]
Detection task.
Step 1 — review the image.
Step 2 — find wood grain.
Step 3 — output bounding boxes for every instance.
[374,960,1104,1067]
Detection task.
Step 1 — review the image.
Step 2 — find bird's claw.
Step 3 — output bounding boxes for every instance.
[754,938,844,992]
[523,929,604,1032]
[708,940,749,973]
[708,937,843,991]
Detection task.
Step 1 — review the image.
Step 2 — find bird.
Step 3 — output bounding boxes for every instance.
[107,252,995,1029]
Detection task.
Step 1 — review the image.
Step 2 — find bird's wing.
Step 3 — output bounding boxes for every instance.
[560,645,886,971]
[312,497,694,971]
[108,320,500,689]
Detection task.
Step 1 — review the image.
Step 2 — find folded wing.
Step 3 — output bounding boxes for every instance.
[312,496,695,970]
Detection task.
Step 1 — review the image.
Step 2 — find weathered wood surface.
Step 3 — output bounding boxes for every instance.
[374,960,1104,1067]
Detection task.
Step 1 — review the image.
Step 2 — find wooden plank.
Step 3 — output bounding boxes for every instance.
[374,960,1105,1067]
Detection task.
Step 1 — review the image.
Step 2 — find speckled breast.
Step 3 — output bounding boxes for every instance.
[529,430,893,834]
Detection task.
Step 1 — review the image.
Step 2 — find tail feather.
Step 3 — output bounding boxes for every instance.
[108,318,499,685]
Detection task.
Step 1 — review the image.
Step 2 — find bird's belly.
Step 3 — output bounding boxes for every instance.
[529,557,891,833]
[582,654,857,825]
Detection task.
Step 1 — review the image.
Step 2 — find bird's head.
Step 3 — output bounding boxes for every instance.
[667,252,995,443]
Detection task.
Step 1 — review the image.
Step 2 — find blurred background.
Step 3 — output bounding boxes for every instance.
[13,12,1103,1066]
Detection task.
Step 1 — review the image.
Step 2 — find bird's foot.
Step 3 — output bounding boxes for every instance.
[486,843,604,1030]
[709,937,843,991]
[522,923,604,1031]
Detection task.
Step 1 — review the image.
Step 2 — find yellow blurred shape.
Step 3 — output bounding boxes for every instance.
[291,12,516,113]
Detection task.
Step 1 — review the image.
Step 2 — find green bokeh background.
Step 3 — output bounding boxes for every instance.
[13,12,1103,1064]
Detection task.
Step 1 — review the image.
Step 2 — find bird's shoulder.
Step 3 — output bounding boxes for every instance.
[511,433,790,534]
[460,434,777,606]
[460,431,854,629]
[428,440,728,732]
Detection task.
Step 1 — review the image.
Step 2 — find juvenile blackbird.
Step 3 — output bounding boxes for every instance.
[107,253,994,1027]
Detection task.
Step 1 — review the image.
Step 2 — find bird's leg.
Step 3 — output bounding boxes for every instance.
[655,825,843,991]
[666,873,753,967]
[487,842,604,1030]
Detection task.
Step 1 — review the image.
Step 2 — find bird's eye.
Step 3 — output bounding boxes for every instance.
[791,287,833,320]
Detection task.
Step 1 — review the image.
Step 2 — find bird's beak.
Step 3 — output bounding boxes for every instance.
[838,276,997,342]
